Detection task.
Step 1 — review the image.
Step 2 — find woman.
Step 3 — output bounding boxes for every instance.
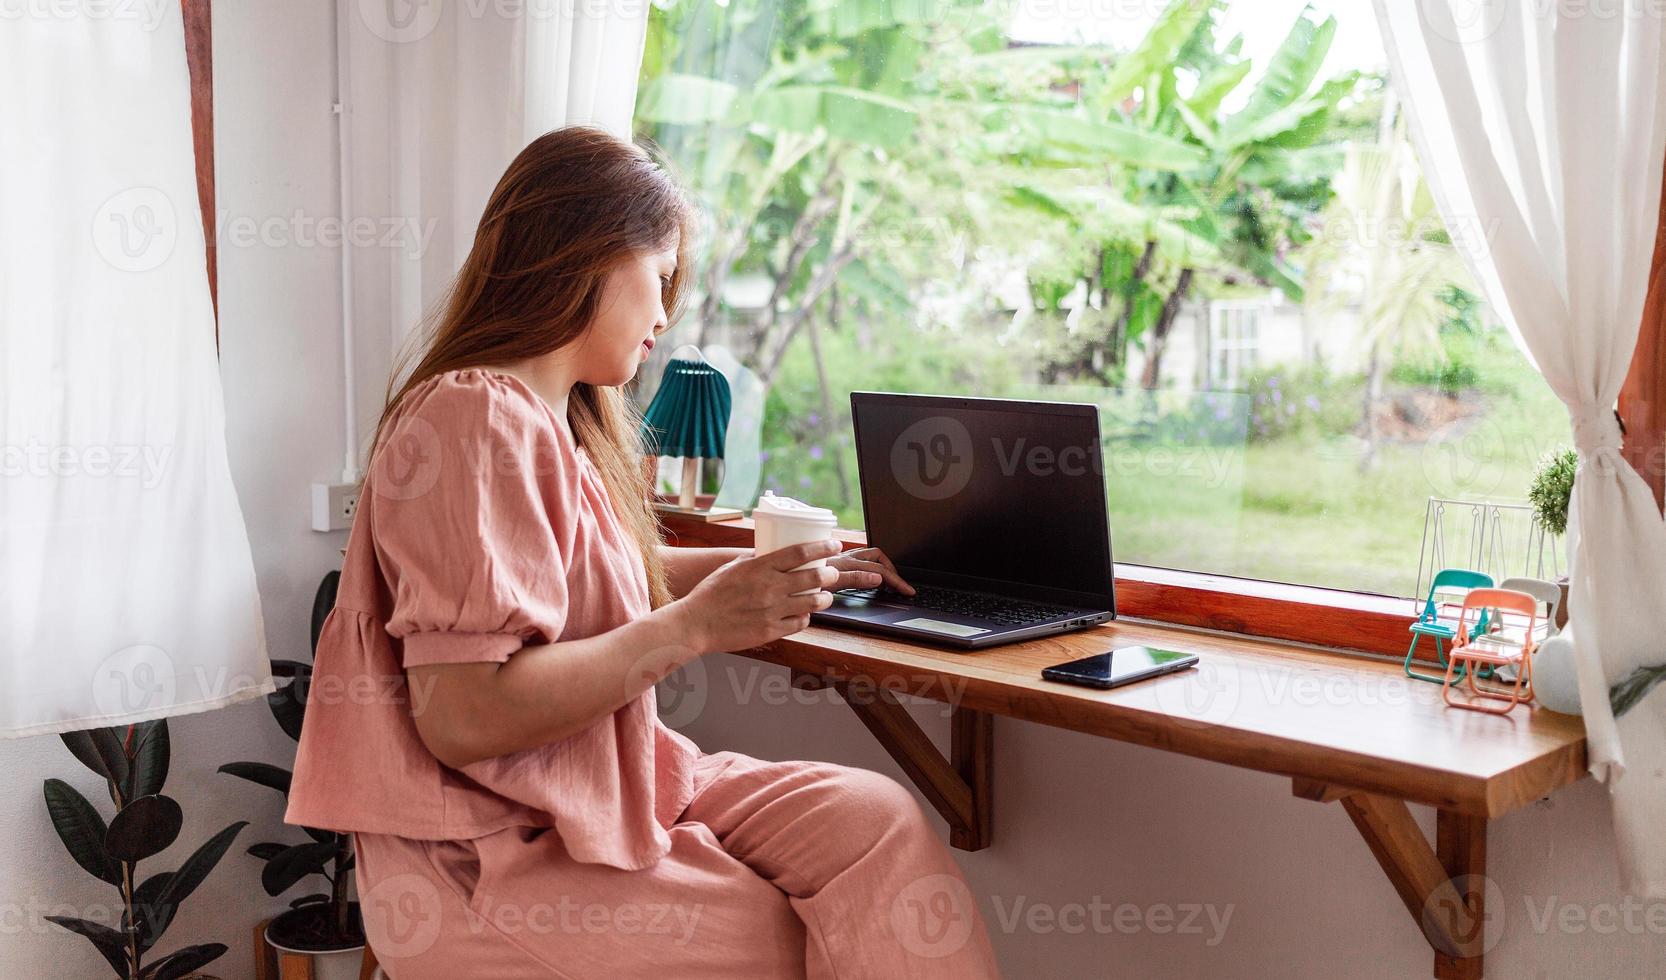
[285,127,1000,979]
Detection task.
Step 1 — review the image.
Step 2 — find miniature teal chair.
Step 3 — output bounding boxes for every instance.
[1406,569,1494,685]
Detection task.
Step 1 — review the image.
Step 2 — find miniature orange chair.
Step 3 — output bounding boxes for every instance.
[1443,588,1538,715]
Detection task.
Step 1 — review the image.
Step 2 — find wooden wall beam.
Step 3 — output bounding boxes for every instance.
[181,0,217,339]
[1621,150,1666,511]
[817,676,994,851]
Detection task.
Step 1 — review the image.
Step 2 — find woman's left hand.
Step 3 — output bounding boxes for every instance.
[825,547,915,595]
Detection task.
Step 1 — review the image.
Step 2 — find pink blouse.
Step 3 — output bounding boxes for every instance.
[284,368,700,871]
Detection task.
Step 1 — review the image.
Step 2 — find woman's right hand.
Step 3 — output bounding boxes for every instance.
[674,538,844,654]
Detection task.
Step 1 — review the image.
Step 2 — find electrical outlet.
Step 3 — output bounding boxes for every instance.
[311,482,360,532]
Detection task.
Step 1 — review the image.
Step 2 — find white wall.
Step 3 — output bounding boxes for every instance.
[2,4,1660,979]
[0,3,354,976]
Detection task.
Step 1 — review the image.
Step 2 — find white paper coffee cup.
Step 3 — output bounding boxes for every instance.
[751,491,839,596]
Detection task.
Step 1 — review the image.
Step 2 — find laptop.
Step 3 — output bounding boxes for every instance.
[810,391,1117,650]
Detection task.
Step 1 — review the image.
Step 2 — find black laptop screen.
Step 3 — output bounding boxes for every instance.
[850,393,1115,607]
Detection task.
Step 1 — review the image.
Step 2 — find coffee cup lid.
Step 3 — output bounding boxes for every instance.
[751,490,836,524]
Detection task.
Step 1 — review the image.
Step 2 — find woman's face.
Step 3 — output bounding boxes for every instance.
[581,241,678,386]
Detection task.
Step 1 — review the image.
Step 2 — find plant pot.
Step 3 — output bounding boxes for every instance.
[264,903,367,980]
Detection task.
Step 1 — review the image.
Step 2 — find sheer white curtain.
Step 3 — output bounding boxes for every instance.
[1374,1,1666,895]
[1,10,272,735]
[344,0,651,382]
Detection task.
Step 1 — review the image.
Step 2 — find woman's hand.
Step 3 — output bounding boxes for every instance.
[674,539,846,654]
[826,546,915,596]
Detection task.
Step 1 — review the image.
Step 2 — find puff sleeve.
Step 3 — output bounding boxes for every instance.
[368,371,575,669]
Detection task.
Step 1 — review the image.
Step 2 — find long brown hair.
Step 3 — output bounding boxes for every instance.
[368,126,694,611]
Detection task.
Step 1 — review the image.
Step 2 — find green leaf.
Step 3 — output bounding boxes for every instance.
[1186,58,1253,120]
[1098,0,1215,105]
[1218,11,1336,146]
[60,730,113,782]
[217,761,293,797]
[289,893,332,909]
[130,720,169,800]
[262,841,340,897]
[154,821,247,914]
[248,841,289,861]
[993,105,1207,170]
[819,0,939,37]
[130,871,177,952]
[1005,185,1075,222]
[44,915,129,976]
[90,728,132,804]
[43,779,121,886]
[142,943,227,980]
[106,795,184,863]
[267,676,308,742]
[748,85,917,148]
[1610,664,1666,719]
[635,73,741,125]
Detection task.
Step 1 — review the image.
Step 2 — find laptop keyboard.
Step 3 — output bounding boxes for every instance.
[837,584,1075,627]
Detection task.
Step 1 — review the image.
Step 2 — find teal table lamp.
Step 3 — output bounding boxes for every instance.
[641,345,743,521]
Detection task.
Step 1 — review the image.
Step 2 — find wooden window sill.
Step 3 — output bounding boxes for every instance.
[655,513,1420,660]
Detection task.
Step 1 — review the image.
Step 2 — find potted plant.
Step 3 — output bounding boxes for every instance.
[1528,446,1576,630]
[220,571,366,979]
[43,720,247,979]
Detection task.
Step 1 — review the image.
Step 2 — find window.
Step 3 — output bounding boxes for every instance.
[1207,302,1260,390]
[635,0,1573,601]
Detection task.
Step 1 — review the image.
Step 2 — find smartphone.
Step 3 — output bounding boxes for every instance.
[1041,646,1200,690]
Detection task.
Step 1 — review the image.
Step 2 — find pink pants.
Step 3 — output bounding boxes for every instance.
[353,751,1001,978]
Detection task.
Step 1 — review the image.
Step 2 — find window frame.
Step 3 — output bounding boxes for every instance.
[657,173,1666,661]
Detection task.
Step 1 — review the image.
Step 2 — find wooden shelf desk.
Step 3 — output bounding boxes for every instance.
[740,619,1585,980]
[661,515,1589,979]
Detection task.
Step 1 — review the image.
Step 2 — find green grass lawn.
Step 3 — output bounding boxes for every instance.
[757,326,1571,600]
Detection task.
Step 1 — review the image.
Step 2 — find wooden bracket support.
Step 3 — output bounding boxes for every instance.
[1292,781,1489,980]
[793,669,993,850]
